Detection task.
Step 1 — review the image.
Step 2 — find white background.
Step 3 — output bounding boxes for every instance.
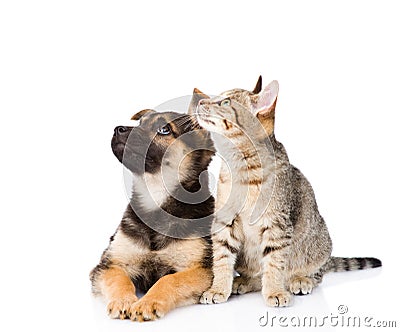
[1,1,399,331]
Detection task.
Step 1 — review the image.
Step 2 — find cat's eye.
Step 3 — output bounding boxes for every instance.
[220,99,231,107]
[157,124,171,135]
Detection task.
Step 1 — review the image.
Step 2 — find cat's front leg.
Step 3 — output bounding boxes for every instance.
[200,219,240,304]
[261,245,292,307]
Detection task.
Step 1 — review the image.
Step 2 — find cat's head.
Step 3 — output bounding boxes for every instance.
[195,77,279,138]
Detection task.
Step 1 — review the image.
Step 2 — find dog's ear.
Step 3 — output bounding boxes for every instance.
[188,88,210,115]
[131,109,155,120]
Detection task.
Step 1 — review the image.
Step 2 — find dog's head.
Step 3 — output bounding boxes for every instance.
[112,91,215,237]
[112,89,213,180]
[112,109,214,177]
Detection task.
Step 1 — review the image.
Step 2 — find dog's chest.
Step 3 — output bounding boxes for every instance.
[154,239,206,271]
[109,230,205,273]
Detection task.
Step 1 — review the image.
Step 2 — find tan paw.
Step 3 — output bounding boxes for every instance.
[107,296,138,319]
[129,297,169,322]
[264,291,292,307]
[289,276,314,295]
[232,276,260,295]
[200,288,230,304]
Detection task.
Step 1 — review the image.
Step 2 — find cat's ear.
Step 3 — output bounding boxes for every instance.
[253,80,279,117]
[252,75,262,94]
[131,109,155,120]
[188,88,210,114]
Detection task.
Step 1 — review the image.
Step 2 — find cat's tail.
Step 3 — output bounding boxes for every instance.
[321,256,382,273]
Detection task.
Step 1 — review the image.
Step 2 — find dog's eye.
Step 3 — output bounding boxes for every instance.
[220,99,231,107]
[157,125,171,135]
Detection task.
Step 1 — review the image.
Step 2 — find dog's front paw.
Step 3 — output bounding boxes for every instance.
[264,291,292,307]
[107,296,138,319]
[129,297,169,322]
[200,289,230,304]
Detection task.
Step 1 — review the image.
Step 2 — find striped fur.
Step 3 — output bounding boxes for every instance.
[322,256,382,273]
[195,77,382,307]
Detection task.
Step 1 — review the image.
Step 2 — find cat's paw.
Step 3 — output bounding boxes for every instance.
[289,276,314,295]
[107,296,138,319]
[129,297,168,322]
[200,289,230,304]
[232,276,260,295]
[264,291,292,307]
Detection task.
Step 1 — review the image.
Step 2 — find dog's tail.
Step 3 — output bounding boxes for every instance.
[321,256,382,273]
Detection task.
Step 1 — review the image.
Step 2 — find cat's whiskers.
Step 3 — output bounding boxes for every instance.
[172,114,201,131]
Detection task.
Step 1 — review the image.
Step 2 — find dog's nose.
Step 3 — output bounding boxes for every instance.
[114,126,128,136]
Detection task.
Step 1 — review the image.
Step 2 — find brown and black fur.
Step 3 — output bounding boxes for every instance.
[90,97,215,321]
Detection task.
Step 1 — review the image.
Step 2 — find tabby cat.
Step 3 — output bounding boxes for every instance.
[195,76,381,307]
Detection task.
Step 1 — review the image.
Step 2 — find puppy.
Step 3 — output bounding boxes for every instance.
[90,90,215,321]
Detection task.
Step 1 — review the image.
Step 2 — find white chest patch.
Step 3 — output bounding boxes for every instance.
[132,172,176,212]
